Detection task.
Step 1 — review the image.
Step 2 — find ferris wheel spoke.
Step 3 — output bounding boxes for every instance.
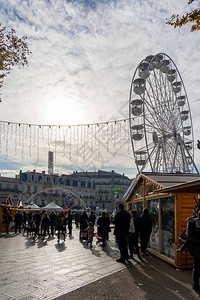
[146,77,175,128]
[153,71,176,123]
[152,72,171,119]
[144,119,171,136]
[147,76,169,120]
[144,94,174,133]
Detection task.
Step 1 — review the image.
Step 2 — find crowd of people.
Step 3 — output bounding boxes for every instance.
[2,205,153,257]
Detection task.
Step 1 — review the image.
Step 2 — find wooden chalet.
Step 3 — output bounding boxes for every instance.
[125,172,200,268]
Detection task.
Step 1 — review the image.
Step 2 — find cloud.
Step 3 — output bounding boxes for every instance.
[0,0,199,178]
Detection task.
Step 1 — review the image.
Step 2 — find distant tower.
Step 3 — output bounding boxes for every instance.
[48,151,54,175]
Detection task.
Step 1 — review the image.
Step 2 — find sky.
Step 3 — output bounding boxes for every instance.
[0,0,200,179]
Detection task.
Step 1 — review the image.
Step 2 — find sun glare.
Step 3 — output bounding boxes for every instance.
[43,95,84,126]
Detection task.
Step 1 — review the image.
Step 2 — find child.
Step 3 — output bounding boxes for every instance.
[86,222,94,248]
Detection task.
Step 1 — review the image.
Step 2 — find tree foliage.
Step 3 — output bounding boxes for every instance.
[0,24,31,101]
[167,0,200,32]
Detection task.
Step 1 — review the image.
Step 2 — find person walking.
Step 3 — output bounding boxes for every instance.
[57,212,66,243]
[105,212,111,240]
[86,222,94,248]
[89,211,96,226]
[3,210,12,234]
[49,211,57,237]
[113,203,130,263]
[140,208,153,254]
[34,211,41,237]
[41,212,50,240]
[67,210,73,235]
[97,211,110,247]
[14,211,23,233]
[128,210,142,259]
[74,212,80,227]
[79,211,89,239]
[186,210,200,293]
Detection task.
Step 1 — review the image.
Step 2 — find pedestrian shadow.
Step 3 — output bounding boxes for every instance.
[37,239,48,248]
[24,236,36,248]
[90,247,102,257]
[100,240,120,260]
[55,242,67,252]
[0,233,15,238]
[126,257,195,300]
[68,234,74,240]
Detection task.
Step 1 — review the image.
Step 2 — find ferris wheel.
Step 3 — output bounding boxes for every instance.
[129,53,199,174]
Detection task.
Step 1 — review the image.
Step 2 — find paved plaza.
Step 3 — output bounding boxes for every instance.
[0,225,133,300]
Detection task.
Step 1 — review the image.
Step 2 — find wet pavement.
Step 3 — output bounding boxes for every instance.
[0,226,131,300]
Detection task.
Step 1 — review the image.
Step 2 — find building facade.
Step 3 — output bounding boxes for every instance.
[75,170,131,211]
[0,176,22,206]
[19,169,131,211]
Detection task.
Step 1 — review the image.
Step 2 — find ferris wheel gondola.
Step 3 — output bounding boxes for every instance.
[129,53,199,174]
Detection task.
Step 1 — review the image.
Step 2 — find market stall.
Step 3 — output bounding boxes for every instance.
[125,172,200,268]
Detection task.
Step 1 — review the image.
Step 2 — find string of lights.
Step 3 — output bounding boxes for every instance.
[0,118,132,163]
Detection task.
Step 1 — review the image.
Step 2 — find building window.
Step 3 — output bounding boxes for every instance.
[6,183,10,190]
[73,180,78,187]
[87,182,91,188]
[28,176,31,182]
[14,184,18,190]
[42,199,45,206]
[81,181,85,188]
[42,177,46,183]
[27,186,31,193]
[34,176,38,182]
[34,186,37,194]
[66,179,70,185]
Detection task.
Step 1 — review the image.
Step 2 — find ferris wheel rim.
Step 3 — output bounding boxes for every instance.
[129,52,197,174]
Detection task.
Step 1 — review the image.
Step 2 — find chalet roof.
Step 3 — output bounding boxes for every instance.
[141,172,200,187]
[0,194,9,205]
[156,178,200,194]
[124,172,200,201]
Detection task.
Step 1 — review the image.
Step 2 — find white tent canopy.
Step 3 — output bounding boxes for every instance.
[25,203,40,210]
[42,202,63,211]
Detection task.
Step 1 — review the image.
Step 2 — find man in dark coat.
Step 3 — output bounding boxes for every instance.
[140,208,152,254]
[113,203,130,263]
[79,211,89,239]
[89,211,96,226]
[4,210,13,234]
[14,211,23,233]
[97,211,110,247]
